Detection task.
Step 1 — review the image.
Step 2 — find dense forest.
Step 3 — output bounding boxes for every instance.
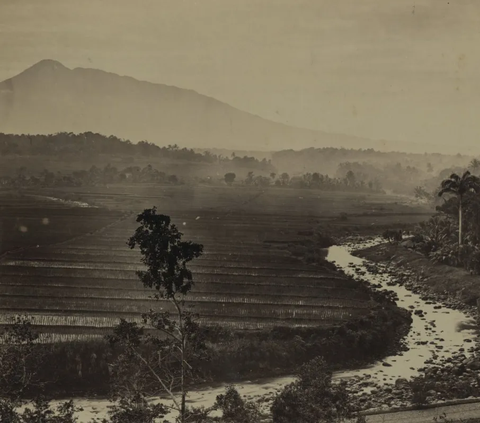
[0,132,275,172]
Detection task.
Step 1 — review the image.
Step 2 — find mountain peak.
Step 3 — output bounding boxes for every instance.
[35,59,67,68]
[22,59,69,76]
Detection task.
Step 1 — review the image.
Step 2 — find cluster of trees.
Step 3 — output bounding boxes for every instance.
[0,132,275,173]
[273,147,469,177]
[0,208,408,422]
[410,170,480,274]
[223,171,383,192]
[336,161,420,194]
[272,148,476,195]
[0,164,183,188]
[414,158,480,205]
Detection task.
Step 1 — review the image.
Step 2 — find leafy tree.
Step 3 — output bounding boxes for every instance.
[168,174,179,184]
[345,170,356,187]
[224,173,236,186]
[253,175,270,187]
[107,208,204,423]
[212,386,261,423]
[271,357,356,423]
[0,315,42,402]
[245,172,254,186]
[20,399,81,423]
[0,316,82,423]
[438,171,480,245]
[279,173,290,186]
[311,172,321,185]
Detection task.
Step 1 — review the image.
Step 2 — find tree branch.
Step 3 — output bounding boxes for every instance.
[132,349,181,411]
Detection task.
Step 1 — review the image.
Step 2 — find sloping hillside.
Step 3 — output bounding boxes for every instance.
[0,60,401,152]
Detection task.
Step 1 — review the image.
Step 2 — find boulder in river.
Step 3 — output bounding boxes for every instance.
[465,358,480,370]
[395,378,409,389]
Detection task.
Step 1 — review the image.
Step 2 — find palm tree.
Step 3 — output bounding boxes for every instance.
[438,170,480,245]
[470,159,480,173]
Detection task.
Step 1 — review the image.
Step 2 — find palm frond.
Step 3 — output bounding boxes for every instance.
[438,187,456,197]
[449,173,461,183]
[440,179,456,190]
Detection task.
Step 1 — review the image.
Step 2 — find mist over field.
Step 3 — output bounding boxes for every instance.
[2,1,480,422]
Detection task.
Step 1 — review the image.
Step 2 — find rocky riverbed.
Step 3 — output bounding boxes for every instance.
[336,237,480,411]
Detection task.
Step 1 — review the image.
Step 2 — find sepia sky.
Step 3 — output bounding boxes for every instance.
[1,0,479,149]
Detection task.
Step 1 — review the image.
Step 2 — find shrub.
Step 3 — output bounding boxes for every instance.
[271,357,357,423]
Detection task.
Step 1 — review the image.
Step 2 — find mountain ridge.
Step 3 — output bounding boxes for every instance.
[0,60,462,154]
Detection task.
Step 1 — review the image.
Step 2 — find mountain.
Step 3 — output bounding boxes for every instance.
[0,60,461,153]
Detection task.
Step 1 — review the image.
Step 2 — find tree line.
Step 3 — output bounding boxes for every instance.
[0,132,275,172]
[0,164,383,193]
[0,164,183,189]
[224,171,383,192]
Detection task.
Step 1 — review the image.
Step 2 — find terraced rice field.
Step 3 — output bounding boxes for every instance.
[0,192,126,255]
[0,186,429,339]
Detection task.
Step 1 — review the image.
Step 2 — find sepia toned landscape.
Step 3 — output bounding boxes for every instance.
[2,1,480,423]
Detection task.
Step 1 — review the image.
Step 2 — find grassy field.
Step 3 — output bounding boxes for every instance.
[0,185,432,339]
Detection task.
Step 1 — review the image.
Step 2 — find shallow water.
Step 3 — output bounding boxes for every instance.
[28,194,98,208]
[54,238,478,420]
[327,238,477,386]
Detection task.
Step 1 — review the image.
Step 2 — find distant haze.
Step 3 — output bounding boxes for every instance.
[0,60,475,155]
[1,0,479,153]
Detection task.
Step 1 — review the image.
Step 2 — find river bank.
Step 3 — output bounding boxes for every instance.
[355,240,480,309]
[348,238,480,409]
[39,236,475,421]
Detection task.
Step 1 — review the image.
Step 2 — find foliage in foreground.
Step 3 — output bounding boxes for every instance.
[2,316,359,423]
[0,315,264,423]
[272,357,356,423]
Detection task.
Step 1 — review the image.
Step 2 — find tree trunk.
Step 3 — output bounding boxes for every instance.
[180,341,186,423]
[177,298,186,423]
[459,196,463,246]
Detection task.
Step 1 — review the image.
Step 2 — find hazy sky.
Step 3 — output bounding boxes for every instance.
[1,0,479,149]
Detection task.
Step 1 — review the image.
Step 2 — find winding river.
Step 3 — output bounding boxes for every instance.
[68,238,477,420]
